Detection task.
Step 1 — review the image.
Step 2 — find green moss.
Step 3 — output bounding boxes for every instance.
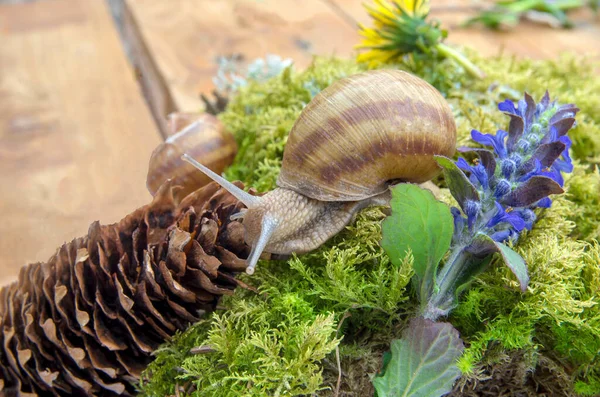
[566,166,600,241]
[142,53,600,396]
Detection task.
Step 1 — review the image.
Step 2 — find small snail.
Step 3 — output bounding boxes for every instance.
[183,70,456,275]
[147,113,237,200]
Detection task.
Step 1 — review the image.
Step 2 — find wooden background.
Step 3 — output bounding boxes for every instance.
[0,0,598,285]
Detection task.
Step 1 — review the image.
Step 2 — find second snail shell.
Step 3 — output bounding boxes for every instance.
[277,69,457,202]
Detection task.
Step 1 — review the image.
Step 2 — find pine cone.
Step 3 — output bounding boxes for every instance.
[0,181,251,396]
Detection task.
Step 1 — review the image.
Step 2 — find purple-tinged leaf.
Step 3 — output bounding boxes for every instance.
[466,234,498,257]
[501,176,564,207]
[505,114,525,152]
[519,141,566,174]
[549,105,579,124]
[435,156,480,212]
[372,318,464,397]
[470,234,529,291]
[458,148,497,178]
[524,92,536,125]
[550,117,576,137]
[540,90,550,108]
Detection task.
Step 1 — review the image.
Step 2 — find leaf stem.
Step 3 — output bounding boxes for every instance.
[436,43,486,79]
[423,247,470,321]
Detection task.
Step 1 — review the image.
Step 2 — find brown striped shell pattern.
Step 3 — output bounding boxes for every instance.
[183,69,457,275]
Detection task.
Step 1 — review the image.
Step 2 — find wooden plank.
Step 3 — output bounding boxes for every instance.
[329,0,600,59]
[0,0,162,284]
[122,0,360,134]
[123,0,599,134]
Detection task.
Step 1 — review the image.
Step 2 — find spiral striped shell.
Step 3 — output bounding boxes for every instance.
[277,70,456,202]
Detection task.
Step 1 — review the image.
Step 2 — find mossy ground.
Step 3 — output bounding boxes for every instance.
[140,53,600,396]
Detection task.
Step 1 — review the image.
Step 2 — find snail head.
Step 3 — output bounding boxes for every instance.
[182,154,279,275]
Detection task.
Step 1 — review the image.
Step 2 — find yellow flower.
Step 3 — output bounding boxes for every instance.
[365,0,429,25]
[356,0,433,65]
[355,0,485,78]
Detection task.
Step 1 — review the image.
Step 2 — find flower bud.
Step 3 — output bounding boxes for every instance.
[465,200,481,229]
[509,153,523,168]
[517,139,530,152]
[494,179,511,197]
[501,159,516,178]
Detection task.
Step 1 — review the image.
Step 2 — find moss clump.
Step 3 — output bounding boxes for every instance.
[141,53,600,396]
[566,166,600,241]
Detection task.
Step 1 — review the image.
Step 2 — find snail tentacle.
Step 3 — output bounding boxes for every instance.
[182,154,261,208]
[245,215,279,275]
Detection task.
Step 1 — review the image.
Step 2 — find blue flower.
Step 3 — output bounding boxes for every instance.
[456,158,490,190]
[471,129,508,158]
[486,202,527,232]
[447,92,577,250]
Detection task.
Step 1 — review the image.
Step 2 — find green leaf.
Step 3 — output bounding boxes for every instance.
[470,234,530,292]
[434,156,480,212]
[373,318,464,397]
[381,184,453,302]
[495,241,529,292]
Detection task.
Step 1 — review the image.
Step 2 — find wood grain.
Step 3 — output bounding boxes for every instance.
[123,0,360,133]
[123,0,599,132]
[0,0,162,284]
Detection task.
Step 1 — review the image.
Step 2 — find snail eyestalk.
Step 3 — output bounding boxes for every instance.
[181,154,261,208]
[245,215,279,275]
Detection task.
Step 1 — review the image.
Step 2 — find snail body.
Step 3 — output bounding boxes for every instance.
[184,70,456,274]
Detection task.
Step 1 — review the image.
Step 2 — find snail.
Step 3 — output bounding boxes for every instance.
[146,113,237,200]
[183,70,457,275]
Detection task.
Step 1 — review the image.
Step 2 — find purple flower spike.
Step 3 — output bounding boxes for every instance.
[449,91,576,249]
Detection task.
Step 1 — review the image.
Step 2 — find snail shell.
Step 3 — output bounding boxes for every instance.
[147,113,237,200]
[277,69,456,201]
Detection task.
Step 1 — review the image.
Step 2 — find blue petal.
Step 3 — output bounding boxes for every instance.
[471,164,489,189]
[498,99,517,114]
[487,202,526,232]
[456,157,472,172]
[471,130,508,158]
[513,209,536,230]
[537,197,552,208]
[517,99,527,118]
[490,229,515,243]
